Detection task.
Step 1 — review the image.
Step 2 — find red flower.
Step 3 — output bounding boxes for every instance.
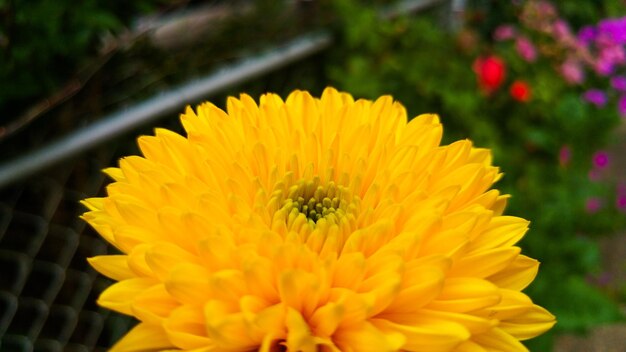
[510,80,532,102]
[473,55,506,93]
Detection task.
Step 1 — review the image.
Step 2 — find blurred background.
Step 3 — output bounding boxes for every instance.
[0,0,625,350]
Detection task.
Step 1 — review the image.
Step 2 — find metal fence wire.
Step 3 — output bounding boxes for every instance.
[0,1,454,350]
[0,145,136,351]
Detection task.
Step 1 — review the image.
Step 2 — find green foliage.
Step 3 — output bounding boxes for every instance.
[0,0,166,119]
[328,0,626,348]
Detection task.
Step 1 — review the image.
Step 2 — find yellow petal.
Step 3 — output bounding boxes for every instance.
[145,242,199,281]
[278,269,323,318]
[204,302,257,350]
[164,305,214,350]
[332,252,366,290]
[385,268,444,313]
[334,321,405,352]
[132,284,180,324]
[103,167,125,181]
[371,318,468,352]
[310,301,344,337]
[471,327,528,351]
[449,247,521,278]
[88,255,134,281]
[427,278,500,313]
[381,309,495,335]
[81,197,104,211]
[499,304,556,340]
[110,323,174,352]
[285,308,318,352]
[487,255,539,291]
[165,262,211,304]
[454,340,488,352]
[98,278,157,315]
[469,216,529,251]
[127,243,154,277]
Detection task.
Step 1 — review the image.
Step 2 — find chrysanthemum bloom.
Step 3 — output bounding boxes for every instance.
[82,88,555,351]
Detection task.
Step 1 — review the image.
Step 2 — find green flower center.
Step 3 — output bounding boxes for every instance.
[286,194,342,223]
[268,175,359,233]
[281,179,351,226]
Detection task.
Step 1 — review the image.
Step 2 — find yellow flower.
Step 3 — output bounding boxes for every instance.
[82,88,555,351]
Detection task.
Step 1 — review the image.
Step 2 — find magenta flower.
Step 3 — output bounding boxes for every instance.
[595,58,615,76]
[493,24,517,41]
[593,151,610,169]
[611,76,626,91]
[578,25,597,45]
[585,197,603,213]
[561,59,585,84]
[597,45,626,75]
[583,89,608,107]
[515,36,538,62]
[617,194,626,211]
[598,17,626,44]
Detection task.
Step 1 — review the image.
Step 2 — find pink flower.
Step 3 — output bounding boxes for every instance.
[561,59,585,84]
[593,151,610,169]
[552,19,572,40]
[604,45,626,62]
[598,45,626,73]
[595,58,615,76]
[515,36,538,62]
[585,197,603,213]
[611,76,626,91]
[617,194,626,211]
[493,25,517,41]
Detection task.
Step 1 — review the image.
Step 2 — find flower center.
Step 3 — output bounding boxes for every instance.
[281,179,349,225]
[267,174,359,237]
[283,184,346,223]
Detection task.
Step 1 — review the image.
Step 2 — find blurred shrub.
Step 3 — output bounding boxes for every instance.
[0,0,167,120]
[328,0,626,349]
